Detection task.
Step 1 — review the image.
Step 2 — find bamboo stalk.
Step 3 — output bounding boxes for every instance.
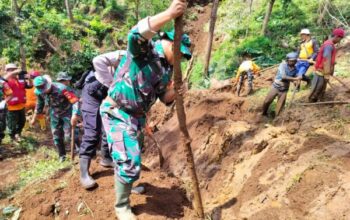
[174,11,205,219]
[259,63,279,72]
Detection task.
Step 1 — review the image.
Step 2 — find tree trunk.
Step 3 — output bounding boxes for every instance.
[65,0,74,23]
[249,0,254,13]
[261,0,275,36]
[203,0,219,77]
[174,14,205,219]
[317,0,329,25]
[12,0,26,71]
[135,0,140,21]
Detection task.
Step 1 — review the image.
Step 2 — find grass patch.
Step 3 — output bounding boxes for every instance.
[246,87,270,112]
[189,58,210,89]
[0,184,21,200]
[2,135,39,153]
[286,172,303,192]
[19,147,71,186]
[0,147,71,201]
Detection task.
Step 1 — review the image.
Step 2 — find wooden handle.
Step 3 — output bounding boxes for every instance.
[70,126,75,161]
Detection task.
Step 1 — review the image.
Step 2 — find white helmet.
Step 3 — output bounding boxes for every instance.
[300,28,311,35]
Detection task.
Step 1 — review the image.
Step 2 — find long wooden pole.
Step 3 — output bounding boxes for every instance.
[174,10,205,219]
[297,100,350,106]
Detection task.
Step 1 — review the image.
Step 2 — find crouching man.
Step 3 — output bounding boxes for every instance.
[262,52,301,116]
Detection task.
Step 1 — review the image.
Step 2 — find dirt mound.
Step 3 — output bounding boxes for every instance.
[12,159,195,220]
[2,31,350,220]
[185,3,211,55]
[145,69,350,219]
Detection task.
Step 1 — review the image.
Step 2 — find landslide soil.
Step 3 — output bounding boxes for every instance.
[1,5,350,220]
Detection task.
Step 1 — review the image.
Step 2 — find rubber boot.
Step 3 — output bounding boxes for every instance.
[80,158,97,189]
[115,180,137,220]
[100,157,114,168]
[100,147,114,168]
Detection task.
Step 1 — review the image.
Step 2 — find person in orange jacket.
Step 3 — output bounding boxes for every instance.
[3,63,31,142]
[25,71,41,111]
[25,71,47,130]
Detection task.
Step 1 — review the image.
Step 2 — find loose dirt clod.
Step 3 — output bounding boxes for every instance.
[39,204,54,216]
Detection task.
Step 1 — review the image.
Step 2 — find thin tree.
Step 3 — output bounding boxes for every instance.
[203,0,219,77]
[174,8,205,220]
[65,0,74,23]
[134,0,140,21]
[12,0,26,71]
[261,0,275,36]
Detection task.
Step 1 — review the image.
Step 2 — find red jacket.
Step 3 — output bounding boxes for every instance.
[7,77,26,106]
[315,40,336,72]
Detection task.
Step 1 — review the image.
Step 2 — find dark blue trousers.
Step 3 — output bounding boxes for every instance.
[0,108,6,141]
[79,81,111,160]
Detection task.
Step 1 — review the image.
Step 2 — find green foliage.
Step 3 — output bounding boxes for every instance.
[0,0,172,80]
[208,0,350,82]
[235,36,280,66]
[190,59,210,89]
[17,136,39,152]
[209,40,240,80]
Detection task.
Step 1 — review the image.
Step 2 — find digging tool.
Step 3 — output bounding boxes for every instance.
[147,132,164,168]
[145,114,164,168]
[259,63,279,73]
[174,7,205,219]
[183,55,194,83]
[70,125,75,162]
[330,75,350,93]
[297,100,350,106]
[327,80,334,89]
[288,80,301,108]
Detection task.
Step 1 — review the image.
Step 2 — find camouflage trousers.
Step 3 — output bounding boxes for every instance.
[0,108,6,141]
[100,100,145,184]
[50,110,71,157]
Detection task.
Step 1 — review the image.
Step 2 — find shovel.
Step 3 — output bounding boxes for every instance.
[70,125,76,162]
[331,75,350,93]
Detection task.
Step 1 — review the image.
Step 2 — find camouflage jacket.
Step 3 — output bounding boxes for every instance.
[106,17,172,117]
[36,82,79,116]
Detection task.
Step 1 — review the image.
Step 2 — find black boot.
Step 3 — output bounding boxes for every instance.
[79,158,97,189]
[100,157,114,168]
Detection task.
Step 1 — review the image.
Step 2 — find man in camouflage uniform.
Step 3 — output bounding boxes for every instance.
[100,0,190,218]
[31,75,79,162]
[56,71,81,151]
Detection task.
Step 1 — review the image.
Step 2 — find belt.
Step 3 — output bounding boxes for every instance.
[105,96,145,118]
[85,76,97,84]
